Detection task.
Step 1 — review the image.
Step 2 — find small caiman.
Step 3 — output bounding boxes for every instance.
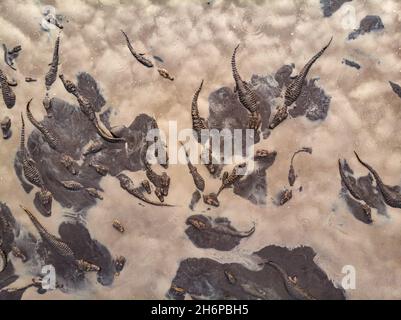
[180,142,205,191]
[117,173,174,207]
[265,260,316,300]
[121,30,153,68]
[354,151,401,209]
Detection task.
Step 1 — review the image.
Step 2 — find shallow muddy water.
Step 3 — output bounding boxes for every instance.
[1,0,401,300]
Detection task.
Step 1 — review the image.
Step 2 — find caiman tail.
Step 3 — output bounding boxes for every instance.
[354,151,382,184]
[26,99,41,128]
[298,36,332,83]
[231,44,245,92]
[26,99,60,150]
[191,80,204,120]
[20,205,75,259]
[20,112,26,155]
[92,117,125,143]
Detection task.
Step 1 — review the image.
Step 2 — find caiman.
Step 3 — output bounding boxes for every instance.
[180,142,205,191]
[20,114,53,215]
[265,260,316,300]
[117,173,174,207]
[26,98,60,151]
[45,35,60,90]
[269,37,332,129]
[231,44,261,130]
[59,74,125,143]
[354,151,401,209]
[288,147,312,186]
[121,30,153,68]
[0,68,16,108]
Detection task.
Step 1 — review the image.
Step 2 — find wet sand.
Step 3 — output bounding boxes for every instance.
[1,0,401,299]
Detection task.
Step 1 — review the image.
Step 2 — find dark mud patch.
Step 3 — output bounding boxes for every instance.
[0,285,32,300]
[33,220,114,290]
[0,202,35,294]
[185,214,255,251]
[207,66,329,204]
[320,0,352,17]
[253,65,331,124]
[389,81,401,99]
[76,72,106,112]
[288,78,331,121]
[0,202,115,299]
[167,245,345,300]
[342,193,373,224]
[0,204,18,292]
[348,15,384,40]
[189,190,201,211]
[14,72,166,213]
[58,222,114,286]
[233,151,277,205]
[208,86,258,160]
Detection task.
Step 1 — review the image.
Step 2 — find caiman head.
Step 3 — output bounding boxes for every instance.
[247,112,261,131]
[116,174,130,187]
[59,74,77,95]
[186,216,208,230]
[38,190,53,216]
[155,188,164,203]
[10,45,22,54]
[160,172,170,196]
[77,259,100,272]
[269,105,288,130]
[203,193,220,207]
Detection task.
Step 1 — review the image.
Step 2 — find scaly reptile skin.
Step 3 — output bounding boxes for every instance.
[59,74,125,143]
[76,259,100,272]
[117,173,173,207]
[26,98,60,151]
[0,247,6,273]
[180,142,205,191]
[60,154,78,175]
[270,37,332,129]
[141,180,152,194]
[191,80,208,141]
[85,187,103,200]
[20,114,45,188]
[354,151,401,209]
[45,35,60,90]
[216,163,246,196]
[121,30,153,68]
[144,162,170,197]
[231,45,261,130]
[83,140,104,156]
[89,161,109,176]
[61,180,84,191]
[20,205,75,260]
[231,44,258,114]
[0,68,16,108]
[284,37,332,108]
